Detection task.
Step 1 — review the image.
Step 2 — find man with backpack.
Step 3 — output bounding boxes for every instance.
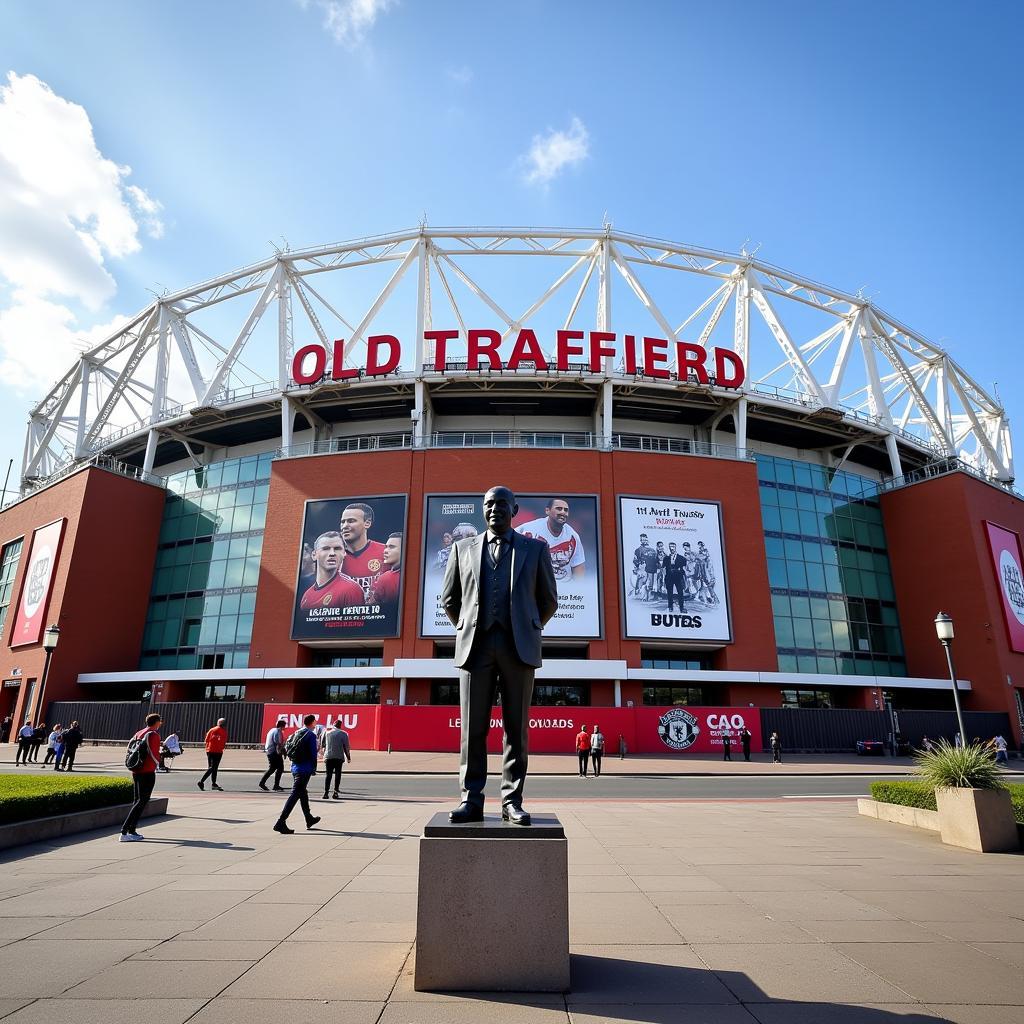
[274,714,321,835]
[120,713,162,841]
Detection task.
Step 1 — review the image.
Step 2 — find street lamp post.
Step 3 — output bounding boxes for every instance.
[934,612,967,745]
[31,624,61,725]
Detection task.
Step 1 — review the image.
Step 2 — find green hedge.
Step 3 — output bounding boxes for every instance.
[870,779,1024,824]
[0,774,134,826]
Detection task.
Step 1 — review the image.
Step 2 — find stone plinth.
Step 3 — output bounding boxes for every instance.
[414,811,569,992]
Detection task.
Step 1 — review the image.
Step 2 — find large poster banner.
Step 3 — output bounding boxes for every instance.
[985,521,1024,653]
[420,493,601,638]
[10,518,65,648]
[259,704,380,749]
[617,496,731,642]
[291,495,407,640]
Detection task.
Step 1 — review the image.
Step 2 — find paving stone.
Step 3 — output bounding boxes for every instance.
[921,1005,1024,1023]
[915,919,1024,942]
[0,939,158,996]
[220,941,410,1000]
[567,1007,760,1023]
[736,891,897,922]
[835,941,1024,1004]
[64,960,254,998]
[292,892,416,942]
[692,943,912,1004]
[744,1003,940,1023]
[0,1000,206,1024]
[131,939,278,960]
[89,890,253,922]
[0,918,67,945]
[162,876,284,891]
[793,920,939,943]
[0,1001,33,1022]
[187,1001,382,1024]
[380,1004,568,1023]
[246,876,355,904]
[32,919,203,941]
[569,893,682,944]
[187,901,315,940]
[660,904,815,944]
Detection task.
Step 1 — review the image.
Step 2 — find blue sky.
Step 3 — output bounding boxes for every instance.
[0,0,1021,490]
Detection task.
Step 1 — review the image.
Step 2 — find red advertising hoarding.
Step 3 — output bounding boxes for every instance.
[260,703,760,755]
[10,518,65,648]
[985,521,1024,653]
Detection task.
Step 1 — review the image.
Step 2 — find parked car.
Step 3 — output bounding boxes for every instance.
[856,740,885,756]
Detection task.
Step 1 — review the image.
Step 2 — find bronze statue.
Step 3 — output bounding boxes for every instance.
[441,486,559,825]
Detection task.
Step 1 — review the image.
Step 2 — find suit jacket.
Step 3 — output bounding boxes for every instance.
[441,530,559,668]
[664,554,685,583]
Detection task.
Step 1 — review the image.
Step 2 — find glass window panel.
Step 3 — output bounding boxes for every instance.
[771,594,790,616]
[793,619,814,648]
[206,561,227,589]
[228,537,248,560]
[869,524,887,548]
[789,596,810,618]
[806,563,826,591]
[188,563,211,592]
[787,562,808,589]
[802,542,822,562]
[824,565,843,592]
[224,560,245,588]
[797,490,817,511]
[798,510,819,535]
[817,656,838,673]
[843,568,862,594]
[813,619,834,649]
[161,619,181,648]
[220,593,241,615]
[793,464,813,487]
[778,656,799,673]
[797,656,818,674]
[237,459,258,483]
[756,457,776,481]
[768,559,788,588]
[762,507,782,532]
[774,461,795,485]
[877,575,895,601]
[240,591,257,614]
[236,486,255,506]
[809,597,830,619]
[774,618,794,646]
[236,614,254,644]
[765,537,785,559]
[860,572,879,599]
[217,616,238,644]
[250,504,268,530]
[243,558,260,587]
[220,462,240,485]
[784,539,804,561]
[212,538,231,560]
[880,604,899,626]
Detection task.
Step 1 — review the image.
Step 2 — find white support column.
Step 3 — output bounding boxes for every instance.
[142,428,159,475]
[398,678,408,706]
[602,378,613,449]
[74,359,91,458]
[281,394,293,450]
[413,380,426,447]
[735,396,748,459]
[885,433,903,480]
[277,261,292,390]
[614,680,622,708]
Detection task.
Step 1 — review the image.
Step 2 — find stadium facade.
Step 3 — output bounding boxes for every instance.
[2,227,1023,751]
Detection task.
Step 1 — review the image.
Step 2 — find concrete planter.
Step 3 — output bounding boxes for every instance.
[935,787,1019,853]
[0,798,169,851]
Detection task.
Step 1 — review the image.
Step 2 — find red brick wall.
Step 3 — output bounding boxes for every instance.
[250,449,778,685]
[882,472,1024,742]
[0,468,164,724]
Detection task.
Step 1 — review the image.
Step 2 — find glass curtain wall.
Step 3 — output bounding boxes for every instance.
[140,453,272,670]
[757,454,906,677]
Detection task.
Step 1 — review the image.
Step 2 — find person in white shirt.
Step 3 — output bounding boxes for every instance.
[993,734,1009,765]
[259,718,287,791]
[44,725,62,765]
[15,721,34,766]
[518,498,585,582]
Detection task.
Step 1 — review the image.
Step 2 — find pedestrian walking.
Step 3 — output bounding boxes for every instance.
[321,718,351,799]
[120,713,162,841]
[1,714,11,744]
[740,726,752,762]
[30,723,46,761]
[770,731,782,764]
[722,731,732,761]
[590,725,605,778]
[993,734,1009,765]
[198,718,228,791]
[259,717,287,791]
[43,724,62,764]
[921,734,933,753]
[274,714,321,834]
[575,724,591,777]
[311,720,326,774]
[954,732,963,748]
[52,726,66,769]
[15,720,33,764]
[59,721,82,771]
[618,734,627,759]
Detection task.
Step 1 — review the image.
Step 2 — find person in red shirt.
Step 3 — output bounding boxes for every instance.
[367,532,402,610]
[339,503,387,597]
[198,717,228,792]
[120,712,162,841]
[300,532,365,613]
[576,725,592,778]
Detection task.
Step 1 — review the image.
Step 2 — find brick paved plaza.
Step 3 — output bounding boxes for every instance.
[1,793,1023,1023]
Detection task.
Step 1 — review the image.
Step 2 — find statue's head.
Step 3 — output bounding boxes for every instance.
[483,485,517,536]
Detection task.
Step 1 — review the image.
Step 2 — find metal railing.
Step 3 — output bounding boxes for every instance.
[274,431,752,461]
[5,454,162,510]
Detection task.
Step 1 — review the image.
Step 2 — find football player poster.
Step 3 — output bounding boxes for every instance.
[420,493,601,638]
[291,494,407,640]
[617,495,732,642]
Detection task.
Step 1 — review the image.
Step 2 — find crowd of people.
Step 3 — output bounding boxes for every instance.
[3,716,83,770]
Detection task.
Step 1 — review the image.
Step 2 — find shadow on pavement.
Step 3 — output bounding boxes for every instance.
[429,955,954,1023]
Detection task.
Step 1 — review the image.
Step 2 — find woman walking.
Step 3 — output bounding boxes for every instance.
[770,731,782,764]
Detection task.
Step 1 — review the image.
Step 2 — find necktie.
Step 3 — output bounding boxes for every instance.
[489,537,502,566]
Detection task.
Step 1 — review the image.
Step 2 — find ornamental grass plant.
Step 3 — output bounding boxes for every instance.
[0,774,133,826]
[915,738,1007,791]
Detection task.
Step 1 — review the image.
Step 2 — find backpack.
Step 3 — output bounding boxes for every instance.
[285,727,312,763]
[125,731,154,771]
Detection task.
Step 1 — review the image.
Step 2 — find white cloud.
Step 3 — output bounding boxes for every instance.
[521,116,590,187]
[0,71,163,391]
[308,0,397,48]
[446,65,473,86]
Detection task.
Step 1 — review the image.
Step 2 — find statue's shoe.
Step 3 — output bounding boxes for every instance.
[449,801,484,823]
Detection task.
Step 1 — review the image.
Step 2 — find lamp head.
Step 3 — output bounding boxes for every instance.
[934,612,954,642]
[42,624,60,652]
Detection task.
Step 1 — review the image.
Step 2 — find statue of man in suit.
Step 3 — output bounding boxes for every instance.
[441,485,559,825]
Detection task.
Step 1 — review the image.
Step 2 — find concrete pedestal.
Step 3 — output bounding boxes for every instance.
[414,812,570,992]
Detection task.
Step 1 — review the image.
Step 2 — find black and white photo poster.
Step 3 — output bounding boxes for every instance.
[617,496,731,642]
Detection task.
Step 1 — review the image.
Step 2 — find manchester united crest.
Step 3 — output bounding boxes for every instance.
[658,707,699,751]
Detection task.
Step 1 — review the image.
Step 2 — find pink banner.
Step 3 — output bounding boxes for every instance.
[260,704,762,755]
[10,519,65,648]
[985,521,1024,653]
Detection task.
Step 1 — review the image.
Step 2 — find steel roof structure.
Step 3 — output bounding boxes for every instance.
[22,226,1013,490]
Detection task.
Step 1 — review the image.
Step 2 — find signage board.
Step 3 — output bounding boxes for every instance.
[10,518,65,648]
[985,521,1024,653]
